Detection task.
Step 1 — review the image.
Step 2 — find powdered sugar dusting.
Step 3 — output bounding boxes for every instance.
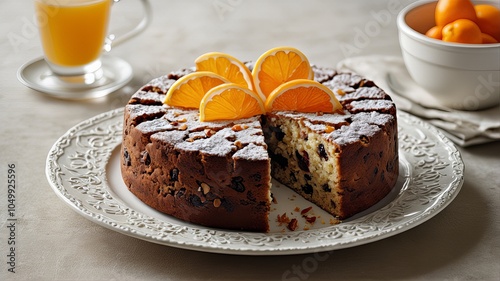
[233,143,268,161]
[326,121,379,146]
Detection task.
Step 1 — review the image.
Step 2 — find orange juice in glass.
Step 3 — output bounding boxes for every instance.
[35,0,112,80]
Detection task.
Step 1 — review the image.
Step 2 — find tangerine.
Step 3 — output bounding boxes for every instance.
[442,19,483,44]
[474,4,500,42]
[425,26,443,40]
[435,0,477,27]
[481,32,498,43]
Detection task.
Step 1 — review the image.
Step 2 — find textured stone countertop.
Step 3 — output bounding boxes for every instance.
[0,0,499,280]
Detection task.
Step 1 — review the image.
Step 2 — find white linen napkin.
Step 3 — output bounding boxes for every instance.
[336,55,500,147]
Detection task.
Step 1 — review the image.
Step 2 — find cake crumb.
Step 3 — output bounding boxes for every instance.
[300,206,312,215]
[329,218,341,225]
[277,213,290,226]
[287,218,298,231]
[304,216,317,224]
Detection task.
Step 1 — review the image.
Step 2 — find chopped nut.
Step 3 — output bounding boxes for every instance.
[301,206,313,215]
[173,112,181,117]
[287,218,298,231]
[325,125,335,133]
[337,89,346,96]
[305,216,317,224]
[235,140,244,149]
[170,121,179,126]
[294,207,300,212]
[213,199,221,208]
[276,213,290,225]
[179,124,188,130]
[231,124,248,131]
[142,85,162,93]
[204,129,216,137]
[178,118,187,123]
[200,183,210,194]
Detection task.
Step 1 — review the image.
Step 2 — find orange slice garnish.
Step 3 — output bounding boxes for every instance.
[252,46,314,99]
[195,52,255,93]
[265,79,343,113]
[199,83,265,122]
[164,71,230,109]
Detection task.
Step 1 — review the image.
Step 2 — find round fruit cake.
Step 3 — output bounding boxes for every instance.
[121,65,398,232]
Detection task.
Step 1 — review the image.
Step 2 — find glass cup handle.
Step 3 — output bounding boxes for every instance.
[104,0,152,52]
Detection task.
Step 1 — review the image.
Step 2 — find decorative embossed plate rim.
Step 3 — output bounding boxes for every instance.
[46,109,464,255]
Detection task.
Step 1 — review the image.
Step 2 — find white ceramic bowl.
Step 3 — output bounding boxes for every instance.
[397,0,500,110]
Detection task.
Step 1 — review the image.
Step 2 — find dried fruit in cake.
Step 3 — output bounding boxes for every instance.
[265,79,342,113]
[164,71,230,109]
[252,46,314,99]
[435,0,477,27]
[195,52,256,94]
[442,19,482,44]
[199,83,265,122]
[474,4,500,42]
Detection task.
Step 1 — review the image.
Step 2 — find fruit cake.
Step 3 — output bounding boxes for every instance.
[121,65,398,232]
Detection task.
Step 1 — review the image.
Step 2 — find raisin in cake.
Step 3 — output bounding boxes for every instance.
[121,66,398,232]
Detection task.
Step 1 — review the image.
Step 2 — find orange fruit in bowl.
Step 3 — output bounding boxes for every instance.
[164,71,230,109]
[474,4,500,42]
[435,0,477,27]
[199,83,265,122]
[194,52,255,93]
[425,26,443,40]
[265,79,342,113]
[252,46,314,100]
[481,32,499,43]
[442,19,483,44]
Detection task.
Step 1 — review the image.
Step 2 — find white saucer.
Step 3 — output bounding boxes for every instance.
[17,56,133,100]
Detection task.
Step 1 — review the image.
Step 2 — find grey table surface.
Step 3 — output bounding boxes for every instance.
[1,0,499,280]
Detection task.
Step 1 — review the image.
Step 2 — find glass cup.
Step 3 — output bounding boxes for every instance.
[34,0,151,86]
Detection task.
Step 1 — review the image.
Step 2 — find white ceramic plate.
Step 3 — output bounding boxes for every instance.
[46,109,464,255]
[17,56,133,100]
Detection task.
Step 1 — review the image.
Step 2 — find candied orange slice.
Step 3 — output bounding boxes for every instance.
[252,46,314,99]
[265,79,343,113]
[195,52,255,93]
[199,83,265,122]
[164,71,230,109]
